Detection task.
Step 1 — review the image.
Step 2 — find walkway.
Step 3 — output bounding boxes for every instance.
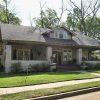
[0,77,100,95]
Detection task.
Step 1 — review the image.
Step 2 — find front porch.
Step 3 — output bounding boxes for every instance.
[4,44,51,73]
[0,43,100,73]
[51,46,100,71]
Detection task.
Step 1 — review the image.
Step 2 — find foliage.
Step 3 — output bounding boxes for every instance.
[0,60,4,72]
[11,62,21,73]
[65,0,100,40]
[66,8,81,31]
[30,63,50,72]
[84,62,100,70]
[66,11,100,40]
[33,8,59,28]
[0,0,21,25]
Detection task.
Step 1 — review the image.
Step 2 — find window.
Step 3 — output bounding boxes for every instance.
[59,34,63,39]
[63,49,72,61]
[17,50,23,60]
[16,49,30,60]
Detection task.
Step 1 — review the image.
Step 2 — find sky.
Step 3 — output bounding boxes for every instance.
[10,0,65,26]
[1,0,100,26]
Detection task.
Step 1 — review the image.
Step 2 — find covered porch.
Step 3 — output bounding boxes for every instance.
[3,43,53,73]
[51,45,100,70]
[1,43,100,73]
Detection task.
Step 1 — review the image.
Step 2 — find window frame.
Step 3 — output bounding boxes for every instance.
[59,33,63,39]
[16,49,30,60]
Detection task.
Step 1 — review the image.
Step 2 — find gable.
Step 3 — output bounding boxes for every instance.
[50,27,72,39]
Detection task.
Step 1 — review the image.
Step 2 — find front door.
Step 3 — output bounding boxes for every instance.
[52,51,62,64]
[63,49,72,63]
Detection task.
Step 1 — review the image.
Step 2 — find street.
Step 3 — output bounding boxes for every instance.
[58,91,100,100]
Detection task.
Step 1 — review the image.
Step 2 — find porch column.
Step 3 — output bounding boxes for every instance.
[46,46,52,63]
[4,45,12,73]
[76,48,82,64]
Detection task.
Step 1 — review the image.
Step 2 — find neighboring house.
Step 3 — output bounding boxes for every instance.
[0,23,100,73]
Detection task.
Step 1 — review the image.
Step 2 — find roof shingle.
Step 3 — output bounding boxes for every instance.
[0,23,100,47]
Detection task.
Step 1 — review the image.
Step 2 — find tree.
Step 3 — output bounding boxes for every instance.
[66,8,82,31]
[33,8,59,28]
[0,0,21,25]
[65,0,100,40]
[85,17,100,39]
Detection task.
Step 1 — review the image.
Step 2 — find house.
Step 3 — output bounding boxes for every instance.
[0,23,100,73]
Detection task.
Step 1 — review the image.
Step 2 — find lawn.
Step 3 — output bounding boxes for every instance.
[88,69,100,74]
[94,70,100,74]
[0,72,98,88]
[0,81,100,100]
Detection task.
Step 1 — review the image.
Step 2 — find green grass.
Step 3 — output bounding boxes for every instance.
[95,71,100,74]
[1,81,100,100]
[92,69,100,74]
[88,69,100,74]
[0,72,98,88]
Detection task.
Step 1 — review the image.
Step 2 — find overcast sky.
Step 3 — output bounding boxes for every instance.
[8,0,62,26]
[1,0,100,26]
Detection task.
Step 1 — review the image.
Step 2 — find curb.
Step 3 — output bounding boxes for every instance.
[27,86,100,100]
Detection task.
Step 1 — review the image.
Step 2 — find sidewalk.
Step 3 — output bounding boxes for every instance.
[0,77,100,95]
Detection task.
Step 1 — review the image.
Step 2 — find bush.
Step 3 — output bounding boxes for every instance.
[0,65,4,72]
[11,62,21,73]
[34,64,42,72]
[31,63,50,72]
[41,63,50,72]
[0,59,4,72]
[80,62,88,70]
[94,63,100,69]
[84,62,100,70]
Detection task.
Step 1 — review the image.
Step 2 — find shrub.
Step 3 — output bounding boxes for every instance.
[0,65,4,72]
[31,64,42,72]
[0,61,4,72]
[11,62,21,73]
[84,62,100,70]
[80,62,88,70]
[30,63,50,72]
[41,63,50,72]
[94,63,100,69]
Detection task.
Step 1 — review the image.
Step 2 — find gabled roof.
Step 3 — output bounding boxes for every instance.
[60,26,76,36]
[42,26,76,36]
[0,23,100,47]
[73,32,100,47]
[0,23,50,43]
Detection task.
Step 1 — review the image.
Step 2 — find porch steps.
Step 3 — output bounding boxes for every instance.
[57,64,81,71]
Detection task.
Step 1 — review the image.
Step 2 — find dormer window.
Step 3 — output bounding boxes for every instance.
[49,27,73,39]
[59,34,63,39]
